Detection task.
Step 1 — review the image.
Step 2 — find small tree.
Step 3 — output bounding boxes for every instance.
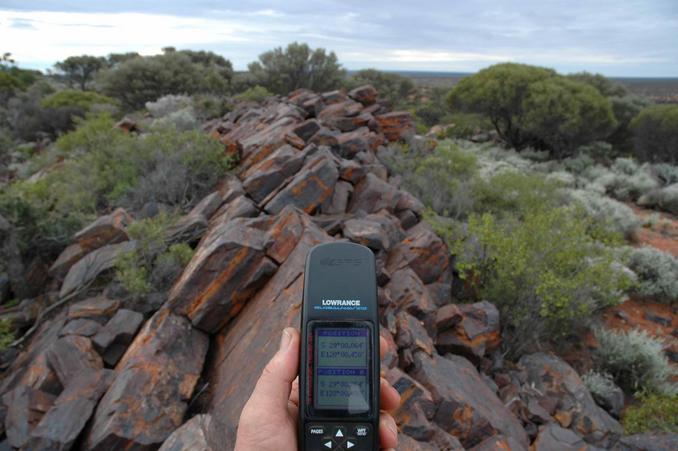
[522,77,617,158]
[631,104,678,164]
[567,72,627,98]
[248,42,345,95]
[448,63,556,149]
[54,55,106,90]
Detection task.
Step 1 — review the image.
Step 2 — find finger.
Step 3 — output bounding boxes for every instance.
[380,377,401,411]
[379,412,398,449]
[380,335,387,359]
[289,376,299,407]
[246,327,300,412]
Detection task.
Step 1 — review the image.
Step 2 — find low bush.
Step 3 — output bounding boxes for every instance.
[456,207,630,357]
[115,213,195,297]
[346,69,414,107]
[582,370,621,404]
[234,85,273,103]
[637,184,678,215]
[631,104,678,164]
[623,393,678,434]
[0,115,232,258]
[40,89,117,111]
[145,94,193,118]
[593,327,677,395]
[567,189,641,239]
[444,113,491,139]
[627,247,678,303]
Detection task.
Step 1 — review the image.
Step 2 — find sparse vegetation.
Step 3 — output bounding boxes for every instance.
[623,393,678,434]
[0,318,14,352]
[593,327,677,395]
[627,247,678,303]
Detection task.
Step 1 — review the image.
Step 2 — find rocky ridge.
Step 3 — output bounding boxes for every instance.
[0,85,675,450]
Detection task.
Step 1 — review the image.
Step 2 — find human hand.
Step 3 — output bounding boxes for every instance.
[234,327,400,451]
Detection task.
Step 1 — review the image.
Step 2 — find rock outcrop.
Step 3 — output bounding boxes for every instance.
[1,85,673,451]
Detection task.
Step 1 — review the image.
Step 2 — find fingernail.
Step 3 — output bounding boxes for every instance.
[280,328,292,350]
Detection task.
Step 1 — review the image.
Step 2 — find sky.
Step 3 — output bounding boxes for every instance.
[1,1,677,77]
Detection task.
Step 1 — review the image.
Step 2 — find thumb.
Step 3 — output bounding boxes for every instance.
[248,327,300,412]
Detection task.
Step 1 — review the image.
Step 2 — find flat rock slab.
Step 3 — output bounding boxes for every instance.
[387,222,450,284]
[385,267,436,319]
[2,385,56,449]
[59,318,102,337]
[158,414,227,451]
[168,219,278,333]
[436,301,501,362]
[532,423,604,451]
[68,296,120,321]
[348,173,401,214]
[241,144,307,203]
[83,309,209,450]
[27,370,115,451]
[74,207,131,252]
[92,308,144,366]
[206,215,332,438]
[616,432,678,451]
[45,335,103,386]
[263,150,339,215]
[411,352,528,449]
[60,241,137,298]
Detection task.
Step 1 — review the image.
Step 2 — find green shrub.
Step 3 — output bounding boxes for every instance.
[114,250,152,296]
[650,163,678,186]
[382,140,478,219]
[473,171,565,219]
[623,393,678,434]
[444,113,491,139]
[521,76,616,158]
[448,63,617,157]
[0,318,14,351]
[637,184,678,215]
[248,42,345,95]
[345,69,414,107]
[115,215,195,296]
[567,72,628,98]
[0,117,232,258]
[594,327,677,395]
[145,94,193,118]
[100,49,233,110]
[631,104,678,164]
[234,85,273,103]
[456,207,630,356]
[40,89,117,110]
[627,247,678,303]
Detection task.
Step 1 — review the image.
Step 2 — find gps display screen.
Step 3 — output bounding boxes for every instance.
[314,327,370,412]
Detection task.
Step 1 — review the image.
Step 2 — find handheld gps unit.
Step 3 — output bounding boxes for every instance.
[299,242,380,451]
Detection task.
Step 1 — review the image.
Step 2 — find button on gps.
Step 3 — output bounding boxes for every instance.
[323,439,333,449]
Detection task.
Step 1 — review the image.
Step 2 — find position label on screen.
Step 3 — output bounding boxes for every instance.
[315,328,370,411]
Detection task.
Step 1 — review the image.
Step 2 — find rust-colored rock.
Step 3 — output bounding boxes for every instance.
[2,385,56,448]
[75,207,131,252]
[48,243,87,280]
[264,150,338,215]
[84,309,209,450]
[348,172,402,214]
[348,84,378,106]
[385,267,436,319]
[518,352,622,443]
[27,370,114,450]
[338,159,367,184]
[115,117,138,133]
[241,144,306,203]
[531,423,598,451]
[60,240,137,298]
[68,296,120,320]
[166,213,208,245]
[387,221,451,284]
[168,219,277,333]
[321,180,353,215]
[158,414,227,451]
[209,195,258,227]
[206,215,331,439]
[45,335,103,386]
[436,301,501,362]
[59,318,102,337]
[395,311,434,356]
[92,308,144,366]
[435,303,463,332]
[386,367,437,441]
[335,127,371,158]
[468,434,525,450]
[412,352,528,449]
[293,119,321,142]
[376,111,414,141]
[617,432,678,451]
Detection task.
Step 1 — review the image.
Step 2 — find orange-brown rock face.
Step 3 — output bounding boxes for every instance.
[167,219,278,333]
[83,309,209,450]
[376,111,414,141]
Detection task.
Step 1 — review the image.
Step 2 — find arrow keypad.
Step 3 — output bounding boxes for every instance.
[305,423,372,450]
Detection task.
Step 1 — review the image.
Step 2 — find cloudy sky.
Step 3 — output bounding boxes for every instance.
[1,0,677,76]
